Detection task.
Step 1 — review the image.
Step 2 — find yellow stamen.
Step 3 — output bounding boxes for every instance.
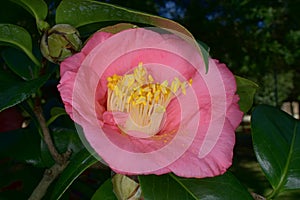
[106,63,192,137]
[171,77,180,93]
[181,82,187,95]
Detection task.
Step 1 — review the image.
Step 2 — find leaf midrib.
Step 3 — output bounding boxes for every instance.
[169,173,198,200]
[268,122,298,199]
[0,29,40,67]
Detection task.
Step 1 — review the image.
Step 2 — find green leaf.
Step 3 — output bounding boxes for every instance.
[50,149,98,200]
[197,40,210,73]
[235,76,258,113]
[1,47,37,80]
[56,0,190,36]
[0,68,52,112]
[9,0,48,21]
[251,105,300,198]
[46,107,67,126]
[91,179,118,200]
[55,0,209,70]
[0,24,40,67]
[139,172,253,200]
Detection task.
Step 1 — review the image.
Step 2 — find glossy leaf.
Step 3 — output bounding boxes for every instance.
[1,47,37,80]
[55,0,209,71]
[0,68,52,112]
[0,24,40,66]
[139,172,253,200]
[251,105,300,198]
[235,76,258,113]
[56,0,191,37]
[91,179,118,200]
[49,149,98,200]
[9,0,48,21]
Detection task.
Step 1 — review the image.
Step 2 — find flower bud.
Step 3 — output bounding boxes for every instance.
[40,24,82,63]
[112,174,142,200]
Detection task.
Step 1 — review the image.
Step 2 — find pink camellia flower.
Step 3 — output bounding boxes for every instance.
[58,25,243,178]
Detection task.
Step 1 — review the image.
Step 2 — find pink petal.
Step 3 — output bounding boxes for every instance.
[65,28,242,177]
[58,31,113,119]
[58,53,85,117]
[71,28,201,174]
[166,60,243,178]
[81,31,113,55]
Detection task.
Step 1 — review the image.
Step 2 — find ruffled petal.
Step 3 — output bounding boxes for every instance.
[71,28,202,174]
[58,53,85,117]
[81,31,113,55]
[165,60,243,178]
[65,27,242,177]
[58,31,113,119]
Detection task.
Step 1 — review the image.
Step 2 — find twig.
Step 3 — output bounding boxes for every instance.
[33,106,66,164]
[28,105,72,200]
[28,161,70,200]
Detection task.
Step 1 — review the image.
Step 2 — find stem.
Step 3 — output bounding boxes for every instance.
[28,162,69,200]
[33,106,64,164]
[29,105,72,200]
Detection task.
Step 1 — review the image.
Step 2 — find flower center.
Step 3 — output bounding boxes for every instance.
[106,62,191,138]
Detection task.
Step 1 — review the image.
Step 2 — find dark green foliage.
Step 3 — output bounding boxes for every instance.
[0,0,299,199]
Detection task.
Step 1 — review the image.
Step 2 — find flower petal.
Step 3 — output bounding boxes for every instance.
[81,31,113,55]
[62,27,242,178]
[71,28,201,174]
[58,53,85,117]
[166,60,243,178]
[58,31,113,119]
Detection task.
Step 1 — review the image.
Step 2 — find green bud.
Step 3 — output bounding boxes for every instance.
[40,24,82,63]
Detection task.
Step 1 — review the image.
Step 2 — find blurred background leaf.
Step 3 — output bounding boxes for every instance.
[236,76,258,113]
